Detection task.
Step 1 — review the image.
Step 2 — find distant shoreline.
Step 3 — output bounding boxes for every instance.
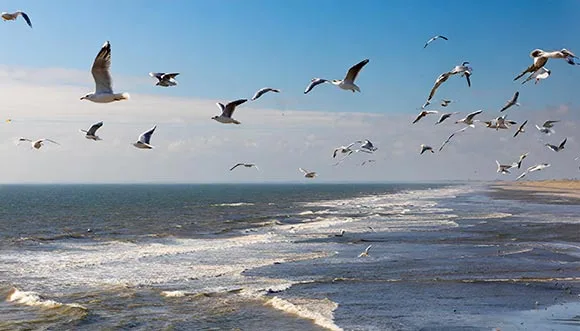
[490,179,580,201]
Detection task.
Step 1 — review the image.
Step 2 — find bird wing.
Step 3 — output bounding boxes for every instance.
[230,163,243,171]
[438,35,448,40]
[500,91,519,112]
[304,78,327,94]
[465,110,483,121]
[413,112,425,124]
[17,11,32,27]
[138,126,156,144]
[162,73,180,80]
[428,72,450,101]
[44,139,60,145]
[149,72,165,80]
[223,99,247,117]
[464,71,472,87]
[91,41,114,94]
[516,171,527,180]
[559,138,567,149]
[344,59,369,82]
[87,121,104,135]
[299,168,308,174]
[251,87,278,100]
[543,120,559,127]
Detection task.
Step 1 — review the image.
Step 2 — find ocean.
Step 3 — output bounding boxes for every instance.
[0,183,579,331]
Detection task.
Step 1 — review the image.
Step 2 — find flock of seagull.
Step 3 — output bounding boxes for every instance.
[5,14,578,180]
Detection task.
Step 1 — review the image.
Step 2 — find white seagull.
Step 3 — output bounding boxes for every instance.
[230,163,259,171]
[358,245,372,258]
[450,61,472,87]
[424,35,448,48]
[356,139,378,152]
[212,99,248,124]
[133,125,156,149]
[425,72,452,105]
[413,110,439,124]
[435,112,460,125]
[18,138,60,150]
[535,120,558,135]
[545,138,567,152]
[299,168,317,178]
[439,126,470,152]
[1,11,31,27]
[80,41,130,103]
[522,67,551,85]
[306,59,370,94]
[80,121,103,141]
[516,163,551,180]
[515,152,528,169]
[303,78,329,94]
[514,48,577,81]
[420,144,434,155]
[513,120,528,138]
[251,87,280,101]
[455,110,483,127]
[496,160,514,174]
[333,142,356,158]
[149,72,179,87]
[500,91,520,112]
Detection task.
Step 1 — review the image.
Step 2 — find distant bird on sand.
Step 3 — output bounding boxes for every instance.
[500,91,520,112]
[1,11,32,27]
[212,99,247,124]
[251,87,280,101]
[299,168,317,178]
[305,59,369,93]
[230,163,259,171]
[149,72,179,87]
[80,121,103,141]
[513,120,528,138]
[133,125,156,149]
[424,35,448,48]
[420,144,434,155]
[18,138,59,150]
[522,67,551,85]
[413,110,439,124]
[455,110,483,127]
[358,245,372,257]
[545,138,567,152]
[81,41,130,103]
[514,48,577,81]
[435,112,460,125]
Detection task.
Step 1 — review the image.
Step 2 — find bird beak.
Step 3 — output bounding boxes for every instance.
[80,96,85,100]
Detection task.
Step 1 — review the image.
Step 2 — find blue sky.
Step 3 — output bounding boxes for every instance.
[2,0,579,114]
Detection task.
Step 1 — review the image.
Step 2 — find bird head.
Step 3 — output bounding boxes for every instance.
[530,49,544,57]
[561,49,577,58]
[80,94,91,100]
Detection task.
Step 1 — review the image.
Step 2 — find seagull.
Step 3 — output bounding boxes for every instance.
[149,72,179,87]
[1,11,32,27]
[420,144,434,155]
[329,59,370,92]
[439,126,470,152]
[413,110,439,124]
[251,87,280,101]
[80,121,103,141]
[440,99,453,107]
[513,120,528,138]
[333,143,356,158]
[18,138,60,150]
[424,35,448,48]
[303,78,329,94]
[356,139,378,152]
[450,61,472,87]
[500,91,520,112]
[545,138,567,152]
[230,163,259,171]
[514,48,577,81]
[80,41,130,103]
[535,120,558,135]
[358,245,372,258]
[522,67,551,85]
[435,112,460,125]
[299,168,317,178]
[360,159,376,166]
[212,99,247,124]
[425,71,452,105]
[334,229,346,237]
[542,120,559,128]
[516,163,551,180]
[495,115,517,130]
[133,125,156,149]
[515,153,528,169]
[496,160,514,174]
[455,110,483,127]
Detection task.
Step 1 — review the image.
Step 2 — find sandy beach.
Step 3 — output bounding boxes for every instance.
[491,179,580,200]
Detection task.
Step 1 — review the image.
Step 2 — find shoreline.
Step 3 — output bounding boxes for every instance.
[489,179,580,201]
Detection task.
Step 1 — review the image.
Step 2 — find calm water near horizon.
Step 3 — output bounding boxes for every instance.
[0,183,579,330]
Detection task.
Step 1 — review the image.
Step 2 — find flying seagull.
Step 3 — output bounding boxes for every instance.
[455,110,483,127]
[356,139,378,152]
[522,67,551,85]
[1,11,31,27]
[333,143,356,158]
[80,41,130,103]
[439,126,470,152]
[18,138,60,150]
[545,138,567,152]
[435,112,460,125]
[513,120,528,138]
[420,144,434,155]
[306,59,370,94]
[358,244,372,258]
[303,78,328,94]
[299,168,317,178]
[535,120,558,135]
[500,91,520,112]
[514,48,577,81]
[450,61,472,87]
[212,99,247,124]
[496,160,514,174]
[440,99,453,107]
[80,121,103,141]
[515,152,528,169]
[230,163,259,171]
[133,125,156,149]
[149,72,179,87]
[516,163,551,180]
[413,110,439,124]
[424,35,448,48]
[425,72,452,106]
[251,87,280,101]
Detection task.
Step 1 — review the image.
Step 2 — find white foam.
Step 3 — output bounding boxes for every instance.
[6,287,86,311]
[212,202,255,207]
[161,290,189,297]
[266,296,342,331]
